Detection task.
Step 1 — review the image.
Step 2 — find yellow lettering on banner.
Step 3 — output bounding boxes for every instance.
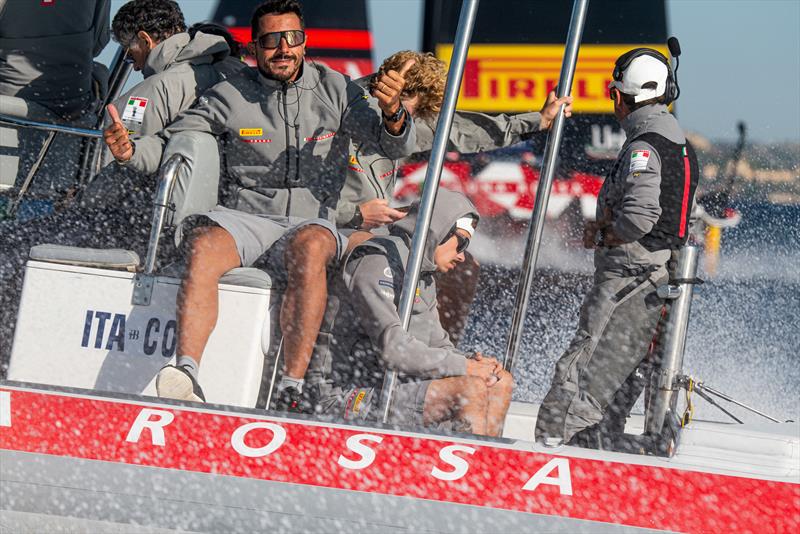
[239,128,264,137]
[436,44,669,114]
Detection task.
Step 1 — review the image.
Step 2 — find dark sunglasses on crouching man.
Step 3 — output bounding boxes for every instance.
[255,30,306,49]
[441,229,470,253]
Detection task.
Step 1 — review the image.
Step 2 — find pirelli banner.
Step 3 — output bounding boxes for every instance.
[436,44,670,114]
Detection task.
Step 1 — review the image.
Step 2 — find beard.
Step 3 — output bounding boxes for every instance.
[259,52,301,82]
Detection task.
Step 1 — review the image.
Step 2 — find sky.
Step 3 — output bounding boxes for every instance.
[104,0,800,143]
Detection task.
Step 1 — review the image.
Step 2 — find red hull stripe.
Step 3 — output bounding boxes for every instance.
[1,388,798,533]
[229,27,372,50]
[679,151,691,238]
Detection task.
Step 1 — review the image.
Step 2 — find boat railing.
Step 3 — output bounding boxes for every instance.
[0,45,132,217]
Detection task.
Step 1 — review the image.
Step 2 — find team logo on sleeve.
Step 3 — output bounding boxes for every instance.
[122,97,148,124]
[630,149,651,172]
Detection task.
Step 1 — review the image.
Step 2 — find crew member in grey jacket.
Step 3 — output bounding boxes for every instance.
[535,49,699,447]
[337,50,574,345]
[0,0,236,374]
[0,0,109,195]
[104,0,417,403]
[0,0,109,118]
[337,50,573,231]
[311,190,513,436]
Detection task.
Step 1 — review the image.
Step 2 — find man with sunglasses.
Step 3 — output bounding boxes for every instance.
[309,190,514,436]
[535,48,700,449]
[103,0,417,404]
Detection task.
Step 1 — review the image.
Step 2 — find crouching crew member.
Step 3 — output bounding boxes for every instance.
[535,48,699,447]
[337,50,573,345]
[310,190,513,436]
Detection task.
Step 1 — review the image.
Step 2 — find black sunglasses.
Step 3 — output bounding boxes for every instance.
[254,30,306,49]
[454,233,470,253]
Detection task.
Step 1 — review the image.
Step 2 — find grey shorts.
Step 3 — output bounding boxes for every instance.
[321,380,431,427]
[182,205,348,269]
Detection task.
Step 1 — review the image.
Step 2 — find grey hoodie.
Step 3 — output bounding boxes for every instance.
[108,32,232,140]
[124,62,417,222]
[336,75,542,227]
[87,32,233,200]
[0,0,109,118]
[310,190,479,390]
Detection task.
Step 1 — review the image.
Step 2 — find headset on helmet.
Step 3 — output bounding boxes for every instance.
[612,37,682,104]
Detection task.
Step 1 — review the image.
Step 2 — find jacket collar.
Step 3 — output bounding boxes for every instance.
[621,103,669,139]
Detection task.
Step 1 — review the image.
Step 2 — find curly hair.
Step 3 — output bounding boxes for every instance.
[251,0,305,39]
[112,0,186,47]
[373,51,446,120]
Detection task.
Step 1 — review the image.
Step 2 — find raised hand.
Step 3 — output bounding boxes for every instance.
[539,90,574,130]
[103,104,133,163]
[372,58,416,127]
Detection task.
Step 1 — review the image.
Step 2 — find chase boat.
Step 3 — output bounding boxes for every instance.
[1,1,799,532]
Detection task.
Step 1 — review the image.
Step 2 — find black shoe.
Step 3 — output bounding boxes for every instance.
[273,386,313,414]
[156,365,206,402]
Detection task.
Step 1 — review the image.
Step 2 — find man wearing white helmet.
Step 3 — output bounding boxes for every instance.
[535,47,700,449]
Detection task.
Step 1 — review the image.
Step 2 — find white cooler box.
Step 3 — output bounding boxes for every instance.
[8,253,280,408]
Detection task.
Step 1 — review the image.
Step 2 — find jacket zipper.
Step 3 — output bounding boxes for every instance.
[282,83,291,216]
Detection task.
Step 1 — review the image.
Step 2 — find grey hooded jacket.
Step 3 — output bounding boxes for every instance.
[309,190,479,390]
[125,62,416,221]
[336,76,542,227]
[595,103,690,278]
[86,31,234,201]
[0,0,109,118]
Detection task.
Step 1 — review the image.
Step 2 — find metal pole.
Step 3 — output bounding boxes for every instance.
[5,131,57,218]
[378,0,480,423]
[645,246,699,435]
[142,154,184,275]
[0,114,103,139]
[503,0,589,372]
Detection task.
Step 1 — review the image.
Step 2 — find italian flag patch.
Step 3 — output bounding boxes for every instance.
[121,97,148,124]
[630,149,651,172]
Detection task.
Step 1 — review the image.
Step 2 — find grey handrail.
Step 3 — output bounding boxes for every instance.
[503,0,589,372]
[0,114,103,138]
[143,154,185,275]
[378,0,481,423]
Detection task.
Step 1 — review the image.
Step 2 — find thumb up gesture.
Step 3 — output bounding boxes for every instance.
[103,104,133,163]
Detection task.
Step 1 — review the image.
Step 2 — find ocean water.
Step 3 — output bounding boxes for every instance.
[462,203,800,424]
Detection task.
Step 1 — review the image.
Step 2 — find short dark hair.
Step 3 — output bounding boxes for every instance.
[621,81,667,111]
[189,22,240,57]
[112,0,186,47]
[250,0,305,40]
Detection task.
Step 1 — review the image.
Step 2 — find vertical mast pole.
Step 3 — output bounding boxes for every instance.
[379,0,480,423]
[503,0,590,372]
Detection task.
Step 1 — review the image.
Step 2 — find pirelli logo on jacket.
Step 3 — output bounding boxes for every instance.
[239,128,271,144]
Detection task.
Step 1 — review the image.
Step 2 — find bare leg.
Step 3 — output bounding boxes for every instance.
[423,376,488,435]
[281,225,337,379]
[485,370,515,437]
[177,226,241,363]
[345,230,373,252]
[436,251,480,345]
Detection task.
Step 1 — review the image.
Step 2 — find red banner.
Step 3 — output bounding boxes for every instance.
[1,388,797,533]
